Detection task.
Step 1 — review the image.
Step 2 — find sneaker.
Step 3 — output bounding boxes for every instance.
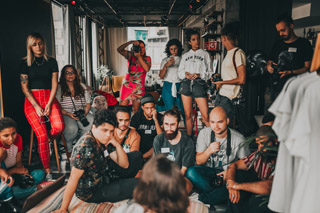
[3,199,19,213]
[39,181,54,189]
[45,173,54,181]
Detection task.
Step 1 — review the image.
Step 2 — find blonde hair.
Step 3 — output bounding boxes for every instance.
[25,33,48,67]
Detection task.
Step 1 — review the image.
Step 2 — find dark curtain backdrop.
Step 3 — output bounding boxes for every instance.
[0,0,54,143]
[239,0,293,116]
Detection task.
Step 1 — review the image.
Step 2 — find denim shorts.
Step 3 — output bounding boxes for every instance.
[179,78,208,98]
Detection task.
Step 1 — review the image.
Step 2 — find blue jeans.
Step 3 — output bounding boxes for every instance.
[12,169,45,199]
[0,179,13,201]
[162,81,184,117]
[186,165,228,205]
[62,113,94,152]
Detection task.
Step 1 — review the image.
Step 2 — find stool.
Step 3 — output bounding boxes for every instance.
[28,129,70,173]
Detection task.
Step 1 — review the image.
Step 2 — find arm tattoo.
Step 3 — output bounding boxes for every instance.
[20,75,28,84]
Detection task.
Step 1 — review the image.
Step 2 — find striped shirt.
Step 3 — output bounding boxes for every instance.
[0,134,23,168]
[56,83,91,113]
[242,151,274,180]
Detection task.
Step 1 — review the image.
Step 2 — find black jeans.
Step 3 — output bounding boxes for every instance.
[226,170,275,213]
[87,178,138,203]
[111,151,143,178]
[86,152,143,203]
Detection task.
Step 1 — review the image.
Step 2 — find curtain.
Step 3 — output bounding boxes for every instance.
[239,0,293,115]
[168,26,179,40]
[106,27,128,75]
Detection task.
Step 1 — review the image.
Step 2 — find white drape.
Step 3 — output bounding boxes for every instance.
[106,27,128,75]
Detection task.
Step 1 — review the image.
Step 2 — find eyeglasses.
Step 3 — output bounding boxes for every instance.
[65,71,75,75]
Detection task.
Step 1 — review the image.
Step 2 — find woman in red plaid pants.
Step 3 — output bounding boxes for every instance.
[20,33,64,181]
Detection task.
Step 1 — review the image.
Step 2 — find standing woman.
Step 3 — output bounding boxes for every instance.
[178,29,212,136]
[117,40,151,114]
[20,33,64,181]
[56,65,94,152]
[159,39,184,116]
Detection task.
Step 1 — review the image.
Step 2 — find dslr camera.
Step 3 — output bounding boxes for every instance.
[271,63,286,74]
[208,73,223,97]
[12,174,34,189]
[132,45,141,53]
[211,174,224,189]
[74,109,90,127]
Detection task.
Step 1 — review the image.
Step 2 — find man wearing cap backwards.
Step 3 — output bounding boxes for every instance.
[130,93,163,160]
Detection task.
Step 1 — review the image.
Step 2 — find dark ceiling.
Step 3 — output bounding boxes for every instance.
[55,0,208,27]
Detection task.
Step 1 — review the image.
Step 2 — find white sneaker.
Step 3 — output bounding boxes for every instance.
[45,173,53,181]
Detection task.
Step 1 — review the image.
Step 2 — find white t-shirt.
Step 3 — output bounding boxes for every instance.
[160,56,181,83]
[178,49,212,81]
[219,48,246,100]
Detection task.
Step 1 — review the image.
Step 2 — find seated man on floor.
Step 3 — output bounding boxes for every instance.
[153,107,194,193]
[130,93,163,161]
[153,107,194,175]
[0,118,44,204]
[185,106,250,206]
[54,109,137,213]
[225,125,278,213]
[113,106,143,177]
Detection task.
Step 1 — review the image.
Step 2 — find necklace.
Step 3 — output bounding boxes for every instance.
[35,58,45,66]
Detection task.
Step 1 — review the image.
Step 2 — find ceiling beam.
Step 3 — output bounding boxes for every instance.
[103,0,125,25]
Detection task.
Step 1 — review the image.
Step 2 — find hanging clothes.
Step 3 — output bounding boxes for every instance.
[268,71,320,213]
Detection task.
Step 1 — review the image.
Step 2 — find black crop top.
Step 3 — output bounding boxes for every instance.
[19,57,59,89]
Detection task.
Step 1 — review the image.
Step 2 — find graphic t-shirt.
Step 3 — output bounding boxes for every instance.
[0,134,23,169]
[71,133,110,201]
[130,110,163,154]
[153,131,195,169]
[268,37,313,92]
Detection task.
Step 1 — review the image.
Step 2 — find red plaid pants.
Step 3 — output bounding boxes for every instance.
[24,89,64,169]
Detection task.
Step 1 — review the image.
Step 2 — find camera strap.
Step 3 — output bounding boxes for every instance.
[210,128,232,165]
[69,95,84,112]
[233,48,244,99]
[121,128,131,146]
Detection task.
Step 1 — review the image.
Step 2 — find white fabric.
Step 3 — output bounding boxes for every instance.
[178,49,212,81]
[219,48,246,100]
[268,72,320,213]
[106,27,128,75]
[160,56,181,83]
[4,144,18,168]
[172,82,177,97]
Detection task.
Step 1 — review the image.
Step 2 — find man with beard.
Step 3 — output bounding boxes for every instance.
[266,13,313,99]
[131,93,163,161]
[225,125,278,213]
[185,106,250,206]
[112,107,143,178]
[153,107,195,175]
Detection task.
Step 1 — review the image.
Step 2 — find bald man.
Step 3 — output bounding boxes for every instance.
[185,106,250,206]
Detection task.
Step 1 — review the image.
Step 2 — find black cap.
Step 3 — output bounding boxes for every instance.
[262,112,275,124]
[141,93,155,105]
